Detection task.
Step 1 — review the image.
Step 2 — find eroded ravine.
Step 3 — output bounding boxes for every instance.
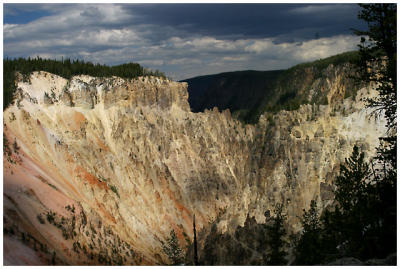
[3,70,385,265]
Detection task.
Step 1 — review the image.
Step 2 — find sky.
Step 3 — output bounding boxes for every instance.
[3,3,366,80]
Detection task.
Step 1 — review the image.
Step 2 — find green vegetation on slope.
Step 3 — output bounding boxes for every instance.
[184,51,361,124]
[194,204,288,265]
[182,70,284,121]
[244,51,361,123]
[3,57,166,110]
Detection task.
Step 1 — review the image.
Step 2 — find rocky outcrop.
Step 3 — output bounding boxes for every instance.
[3,68,386,265]
[184,52,360,123]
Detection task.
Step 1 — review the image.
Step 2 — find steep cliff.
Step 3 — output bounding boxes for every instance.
[3,65,386,265]
[183,51,360,123]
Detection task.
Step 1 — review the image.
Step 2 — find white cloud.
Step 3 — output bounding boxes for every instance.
[138,60,164,66]
[244,35,358,62]
[244,39,274,54]
[222,56,248,62]
[4,4,361,80]
[291,35,359,61]
[168,58,202,65]
[3,23,18,31]
[167,36,239,52]
[4,4,133,41]
[288,4,349,15]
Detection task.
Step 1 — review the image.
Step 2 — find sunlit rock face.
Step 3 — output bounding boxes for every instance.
[3,69,385,265]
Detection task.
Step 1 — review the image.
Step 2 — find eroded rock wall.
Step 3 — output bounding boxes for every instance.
[3,69,385,265]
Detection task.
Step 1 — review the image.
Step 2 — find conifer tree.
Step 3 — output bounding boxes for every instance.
[193,215,199,265]
[294,199,323,265]
[331,145,377,259]
[265,203,287,265]
[354,4,396,131]
[353,3,397,258]
[162,230,184,265]
[321,145,389,260]
[311,4,398,262]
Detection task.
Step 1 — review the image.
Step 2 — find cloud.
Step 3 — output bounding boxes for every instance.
[4,3,364,80]
[222,56,248,62]
[291,35,359,61]
[3,24,18,31]
[244,35,359,62]
[4,5,134,41]
[138,59,164,66]
[168,58,202,65]
[288,4,350,15]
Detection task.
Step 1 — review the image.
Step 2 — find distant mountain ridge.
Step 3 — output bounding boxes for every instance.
[181,69,284,119]
[182,51,360,123]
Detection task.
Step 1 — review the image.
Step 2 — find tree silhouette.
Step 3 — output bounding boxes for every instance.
[162,230,184,265]
[193,215,199,265]
[353,3,397,259]
[295,199,324,265]
[265,203,287,265]
[354,4,396,131]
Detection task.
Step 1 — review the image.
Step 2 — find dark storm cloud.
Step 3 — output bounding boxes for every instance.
[121,4,365,41]
[4,3,365,80]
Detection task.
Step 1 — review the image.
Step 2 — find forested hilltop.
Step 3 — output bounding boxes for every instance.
[3,57,166,110]
[181,69,284,120]
[183,51,361,123]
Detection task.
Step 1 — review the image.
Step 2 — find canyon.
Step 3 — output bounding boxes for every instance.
[3,62,386,265]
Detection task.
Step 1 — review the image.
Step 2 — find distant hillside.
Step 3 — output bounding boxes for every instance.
[183,51,361,123]
[181,70,284,118]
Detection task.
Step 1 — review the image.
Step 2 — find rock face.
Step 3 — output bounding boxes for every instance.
[183,52,360,124]
[3,69,386,265]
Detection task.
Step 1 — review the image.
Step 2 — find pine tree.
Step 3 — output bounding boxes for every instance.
[52,251,56,265]
[354,3,397,258]
[334,145,370,213]
[294,200,323,265]
[193,215,199,265]
[333,145,378,259]
[202,223,218,265]
[354,4,396,131]
[320,145,389,260]
[162,230,184,265]
[265,203,287,265]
